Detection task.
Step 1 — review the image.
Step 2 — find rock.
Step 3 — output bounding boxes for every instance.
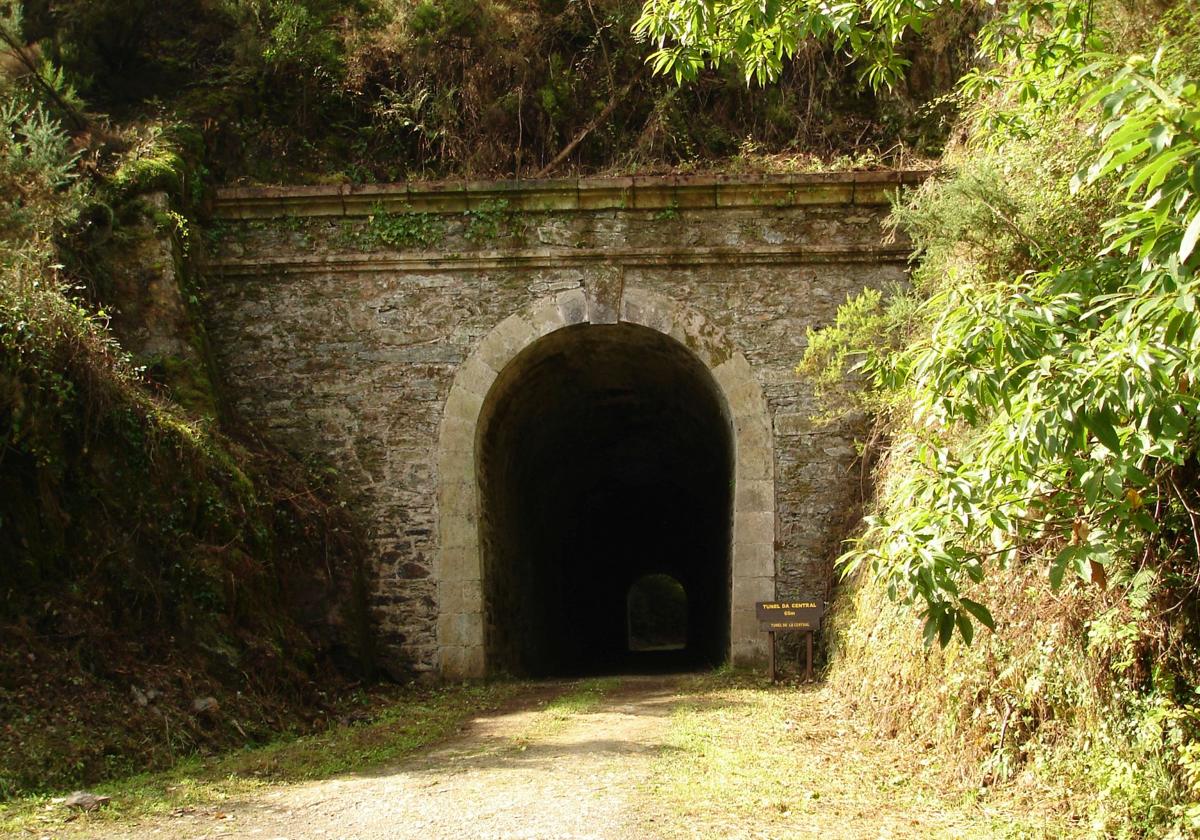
[63,791,110,811]
[192,696,219,714]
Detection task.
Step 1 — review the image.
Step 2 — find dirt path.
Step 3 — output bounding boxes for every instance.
[55,674,1072,840]
[85,676,678,840]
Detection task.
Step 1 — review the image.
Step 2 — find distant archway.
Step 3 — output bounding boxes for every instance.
[436,286,776,678]
[627,574,688,652]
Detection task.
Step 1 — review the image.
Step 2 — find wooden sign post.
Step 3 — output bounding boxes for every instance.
[756,601,824,683]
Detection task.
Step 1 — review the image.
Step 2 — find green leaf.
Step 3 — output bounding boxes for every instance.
[959,597,996,631]
[955,611,975,646]
[938,610,955,648]
[1085,411,1121,454]
[1149,122,1174,152]
[1050,546,1077,591]
[1180,207,1200,263]
[922,612,940,647]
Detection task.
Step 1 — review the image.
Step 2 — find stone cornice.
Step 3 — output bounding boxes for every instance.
[205,243,914,277]
[210,170,931,220]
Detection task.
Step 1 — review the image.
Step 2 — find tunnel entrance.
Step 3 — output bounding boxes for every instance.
[476,322,734,676]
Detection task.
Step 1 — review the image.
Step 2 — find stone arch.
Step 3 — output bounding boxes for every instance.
[436,285,775,678]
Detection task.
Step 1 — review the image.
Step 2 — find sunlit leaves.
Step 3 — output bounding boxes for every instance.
[635,0,1103,97]
[634,0,955,88]
[837,54,1200,647]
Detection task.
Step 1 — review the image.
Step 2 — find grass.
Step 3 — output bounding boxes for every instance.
[642,670,1086,839]
[0,680,527,836]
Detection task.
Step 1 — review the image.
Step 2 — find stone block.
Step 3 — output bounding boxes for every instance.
[461,578,483,611]
[437,444,475,488]
[555,288,588,325]
[440,514,480,554]
[517,187,579,213]
[476,314,537,372]
[442,387,484,426]
[440,553,481,587]
[438,610,483,648]
[735,478,773,513]
[438,580,465,613]
[437,480,477,518]
[438,580,484,616]
[732,574,775,606]
[437,611,457,645]
[731,607,762,643]
[577,177,633,210]
[462,644,486,678]
[439,645,465,678]
[734,509,775,546]
[620,287,674,334]
[438,416,475,453]
[774,412,811,436]
[713,356,766,417]
[736,412,772,447]
[736,439,773,481]
[529,296,569,337]
[584,267,623,325]
[666,310,731,369]
[731,638,769,670]
[733,541,775,578]
[453,354,498,398]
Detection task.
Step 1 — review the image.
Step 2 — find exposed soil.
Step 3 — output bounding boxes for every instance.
[49,674,1068,840]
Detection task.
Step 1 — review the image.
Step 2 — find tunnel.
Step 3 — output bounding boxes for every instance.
[476,322,734,676]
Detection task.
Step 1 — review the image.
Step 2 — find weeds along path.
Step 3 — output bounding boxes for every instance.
[53,673,1076,840]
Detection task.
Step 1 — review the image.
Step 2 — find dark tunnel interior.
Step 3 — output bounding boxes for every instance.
[476,322,734,676]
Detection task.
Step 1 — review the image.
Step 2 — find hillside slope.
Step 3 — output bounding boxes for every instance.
[0,4,372,797]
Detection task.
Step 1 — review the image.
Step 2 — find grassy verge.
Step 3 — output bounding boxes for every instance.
[643,670,1083,839]
[0,680,527,836]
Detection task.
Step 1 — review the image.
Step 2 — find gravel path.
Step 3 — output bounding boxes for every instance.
[93,676,681,840]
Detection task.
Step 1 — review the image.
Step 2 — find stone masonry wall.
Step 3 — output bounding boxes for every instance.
[202,173,918,677]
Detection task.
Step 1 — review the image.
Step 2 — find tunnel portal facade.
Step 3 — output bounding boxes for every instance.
[445,297,768,677]
[205,172,920,679]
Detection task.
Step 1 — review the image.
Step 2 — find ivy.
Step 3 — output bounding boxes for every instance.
[365,203,445,249]
[463,198,511,244]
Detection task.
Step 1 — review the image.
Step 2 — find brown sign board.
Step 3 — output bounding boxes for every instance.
[756,601,823,631]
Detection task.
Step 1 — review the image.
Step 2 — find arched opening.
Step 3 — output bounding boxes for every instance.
[627,573,688,652]
[476,322,733,676]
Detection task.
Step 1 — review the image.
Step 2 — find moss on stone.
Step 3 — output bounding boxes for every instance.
[106,125,204,204]
[149,353,219,418]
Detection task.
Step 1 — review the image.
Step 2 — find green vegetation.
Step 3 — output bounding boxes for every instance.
[366,204,446,248]
[644,671,1075,837]
[10,0,965,184]
[0,0,371,800]
[464,198,512,244]
[651,200,680,221]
